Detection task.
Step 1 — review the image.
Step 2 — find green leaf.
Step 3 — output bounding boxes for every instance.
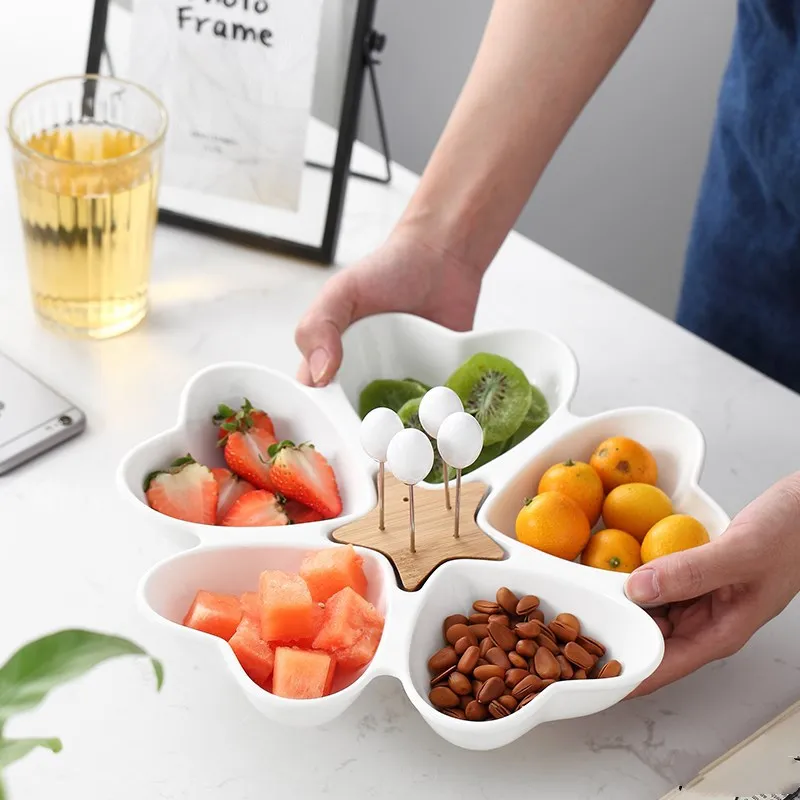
[267,440,294,459]
[0,736,62,769]
[216,403,236,419]
[143,469,165,492]
[0,630,163,727]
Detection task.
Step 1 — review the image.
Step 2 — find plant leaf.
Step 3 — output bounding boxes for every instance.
[0,736,62,768]
[0,630,163,726]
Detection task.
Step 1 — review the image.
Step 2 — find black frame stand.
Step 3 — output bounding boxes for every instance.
[306,30,392,186]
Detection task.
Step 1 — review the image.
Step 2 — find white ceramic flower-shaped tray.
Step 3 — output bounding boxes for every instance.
[118,313,730,751]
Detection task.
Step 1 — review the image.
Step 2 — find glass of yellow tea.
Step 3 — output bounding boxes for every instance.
[7,75,168,339]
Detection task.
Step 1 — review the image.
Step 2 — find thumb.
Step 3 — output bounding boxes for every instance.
[295,273,358,387]
[624,539,741,606]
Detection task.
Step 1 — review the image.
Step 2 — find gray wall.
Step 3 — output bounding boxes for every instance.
[358,1,738,318]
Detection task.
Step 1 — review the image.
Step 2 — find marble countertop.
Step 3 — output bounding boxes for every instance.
[2,3,800,799]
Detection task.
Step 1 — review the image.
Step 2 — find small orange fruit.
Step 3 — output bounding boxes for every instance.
[537,460,604,526]
[580,529,642,573]
[640,514,710,563]
[602,483,673,542]
[515,491,591,562]
[590,436,658,493]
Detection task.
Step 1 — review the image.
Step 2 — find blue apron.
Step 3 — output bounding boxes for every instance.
[677,0,800,393]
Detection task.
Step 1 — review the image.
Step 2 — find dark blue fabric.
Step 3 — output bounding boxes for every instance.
[677,0,800,392]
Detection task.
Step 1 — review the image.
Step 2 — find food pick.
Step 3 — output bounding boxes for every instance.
[437,412,483,539]
[418,386,463,510]
[360,407,404,531]
[386,428,434,554]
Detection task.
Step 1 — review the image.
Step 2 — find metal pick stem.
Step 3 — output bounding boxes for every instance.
[443,466,451,510]
[378,462,385,531]
[453,469,462,539]
[408,483,416,554]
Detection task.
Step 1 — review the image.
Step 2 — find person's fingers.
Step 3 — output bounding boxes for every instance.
[628,605,751,698]
[295,359,312,386]
[624,538,749,606]
[653,615,672,638]
[644,605,673,638]
[626,635,711,697]
[295,274,358,387]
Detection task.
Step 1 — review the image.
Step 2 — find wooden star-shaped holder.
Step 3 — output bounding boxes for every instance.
[332,473,504,591]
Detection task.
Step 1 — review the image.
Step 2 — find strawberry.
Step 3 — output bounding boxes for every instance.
[145,455,218,525]
[284,499,325,525]
[214,398,275,445]
[220,490,289,527]
[216,400,278,490]
[269,440,343,520]
[211,467,255,523]
[223,427,277,491]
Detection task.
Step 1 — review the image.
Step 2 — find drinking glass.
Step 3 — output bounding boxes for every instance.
[7,75,167,339]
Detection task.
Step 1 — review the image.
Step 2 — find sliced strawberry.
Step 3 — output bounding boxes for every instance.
[221,490,290,527]
[214,398,275,445]
[145,455,218,525]
[223,427,277,490]
[211,467,255,523]
[269,441,343,520]
[284,499,325,525]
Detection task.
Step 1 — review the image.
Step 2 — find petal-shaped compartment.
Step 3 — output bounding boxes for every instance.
[139,538,397,727]
[337,313,579,479]
[117,363,375,547]
[479,407,731,581]
[402,557,663,751]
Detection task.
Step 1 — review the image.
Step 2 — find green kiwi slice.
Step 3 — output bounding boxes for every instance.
[358,379,426,419]
[445,353,532,446]
[403,378,432,394]
[508,384,550,449]
[397,397,455,484]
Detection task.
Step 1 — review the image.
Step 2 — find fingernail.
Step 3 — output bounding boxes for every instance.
[625,568,659,604]
[309,348,330,385]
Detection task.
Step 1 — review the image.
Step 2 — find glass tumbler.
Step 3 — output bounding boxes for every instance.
[7,75,168,339]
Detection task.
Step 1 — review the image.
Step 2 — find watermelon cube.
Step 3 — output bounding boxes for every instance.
[272,647,335,699]
[312,587,384,670]
[240,591,260,624]
[182,590,242,641]
[229,613,274,689]
[258,570,322,643]
[299,545,368,603]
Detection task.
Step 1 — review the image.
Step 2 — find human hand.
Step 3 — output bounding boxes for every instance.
[294,230,484,386]
[625,472,800,697]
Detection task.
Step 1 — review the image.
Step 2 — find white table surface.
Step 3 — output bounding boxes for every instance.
[3,3,800,799]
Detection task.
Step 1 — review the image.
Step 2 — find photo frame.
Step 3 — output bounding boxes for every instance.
[85,0,388,265]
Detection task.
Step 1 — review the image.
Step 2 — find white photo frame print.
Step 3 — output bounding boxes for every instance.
[85,0,379,264]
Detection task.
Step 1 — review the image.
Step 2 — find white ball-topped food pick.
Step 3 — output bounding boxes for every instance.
[437,412,484,469]
[436,412,484,539]
[360,408,404,532]
[419,386,463,437]
[386,428,434,554]
[419,386,463,511]
[386,427,434,485]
